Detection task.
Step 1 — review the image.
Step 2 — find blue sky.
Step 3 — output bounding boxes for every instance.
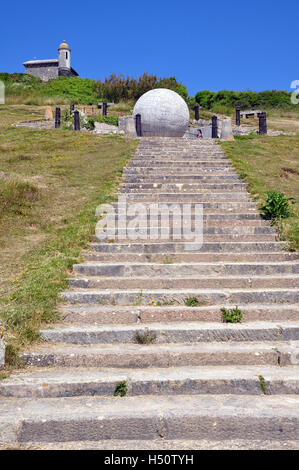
[1,0,298,96]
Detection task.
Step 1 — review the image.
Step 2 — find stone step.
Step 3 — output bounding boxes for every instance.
[110,211,263,221]
[124,168,235,175]
[120,196,255,207]
[15,439,299,450]
[120,183,247,191]
[1,394,298,445]
[128,160,231,167]
[1,365,298,398]
[95,234,276,243]
[67,275,299,290]
[120,192,250,200]
[124,175,242,182]
[73,261,298,277]
[40,321,299,345]
[84,252,298,263]
[90,241,287,253]
[96,225,276,234]
[21,341,295,368]
[60,304,299,324]
[134,154,227,160]
[61,287,299,305]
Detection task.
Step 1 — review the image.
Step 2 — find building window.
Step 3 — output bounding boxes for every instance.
[66,52,68,60]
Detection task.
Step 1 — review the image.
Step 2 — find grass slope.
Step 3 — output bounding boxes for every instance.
[220,134,299,250]
[0,109,137,365]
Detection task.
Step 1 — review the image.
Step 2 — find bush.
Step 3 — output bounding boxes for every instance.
[260,191,296,220]
[96,73,188,103]
[195,89,295,111]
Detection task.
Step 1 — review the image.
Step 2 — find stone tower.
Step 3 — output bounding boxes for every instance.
[58,41,71,76]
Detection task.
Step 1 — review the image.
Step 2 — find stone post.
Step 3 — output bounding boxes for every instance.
[0,320,5,366]
[102,102,107,116]
[194,105,199,121]
[135,113,142,137]
[74,110,80,131]
[236,108,241,126]
[55,107,61,129]
[212,115,218,138]
[259,112,267,135]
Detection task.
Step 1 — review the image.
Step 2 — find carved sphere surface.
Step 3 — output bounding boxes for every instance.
[133,88,189,137]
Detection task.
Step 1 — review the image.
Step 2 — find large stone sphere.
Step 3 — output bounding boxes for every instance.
[133,88,189,137]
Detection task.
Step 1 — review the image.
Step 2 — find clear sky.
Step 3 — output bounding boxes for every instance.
[1,0,298,96]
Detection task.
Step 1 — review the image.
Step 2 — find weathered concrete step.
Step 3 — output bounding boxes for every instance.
[96,225,276,234]
[134,155,228,160]
[124,168,235,174]
[68,275,299,290]
[128,160,231,167]
[121,196,255,207]
[85,252,298,263]
[20,341,295,368]
[111,211,262,221]
[61,287,299,305]
[120,192,250,200]
[16,439,299,450]
[125,175,242,182]
[95,234,277,243]
[1,394,298,445]
[90,241,286,253]
[2,366,299,398]
[40,321,299,345]
[123,166,236,175]
[60,304,299,324]
[73,261,298,277]
[120,183,247,191]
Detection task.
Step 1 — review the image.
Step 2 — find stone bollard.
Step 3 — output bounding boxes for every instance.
[44,106,53,121]
[0,320,5,366]
[259,112,267,135]
[212,115,218,138]
[219,118,233,140]
[194,105,199,121]
[55,107,61,129]
[236,108,241,126]
[102,102,107,116]
[74,110,80,131]
[135,113,142,137]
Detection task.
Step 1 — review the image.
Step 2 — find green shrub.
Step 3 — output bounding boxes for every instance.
[260,191,296,220]
[114,381,127,397]
[195,89,295,111]
[96,73,188,103]
[221,306,243,323]
[184,296,200,307]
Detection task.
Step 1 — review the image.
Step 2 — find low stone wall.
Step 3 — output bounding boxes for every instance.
[92,122,124,135]
[0,321,5,366]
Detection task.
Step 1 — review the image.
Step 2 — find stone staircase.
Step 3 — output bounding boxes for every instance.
[1,137,298,450]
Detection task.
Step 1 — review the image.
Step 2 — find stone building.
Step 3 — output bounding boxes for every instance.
[23,41,79,81]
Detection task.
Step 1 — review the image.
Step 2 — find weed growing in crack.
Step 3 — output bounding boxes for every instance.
[135,329,156,344]
[114,381,127,397]
[221,306,243,323]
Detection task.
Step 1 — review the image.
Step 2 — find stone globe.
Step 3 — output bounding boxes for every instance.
[133,88,189,137]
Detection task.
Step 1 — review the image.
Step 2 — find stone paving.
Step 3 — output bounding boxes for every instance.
[0,137,298,449]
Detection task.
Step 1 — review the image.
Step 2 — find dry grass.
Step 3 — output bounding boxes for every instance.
[220,134,299,250]
[0,106,137,360]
